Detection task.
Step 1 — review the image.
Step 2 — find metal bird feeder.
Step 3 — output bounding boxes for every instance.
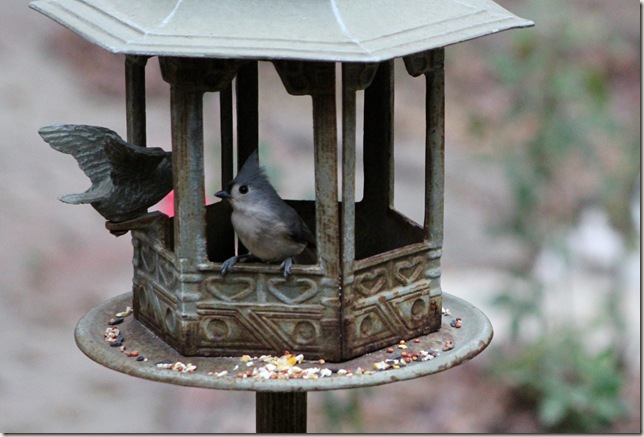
[32,0,532,432]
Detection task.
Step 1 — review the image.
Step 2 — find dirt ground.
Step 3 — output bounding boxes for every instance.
[0,0,639,433]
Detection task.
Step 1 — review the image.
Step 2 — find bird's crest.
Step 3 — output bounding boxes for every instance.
[232,149,276,194]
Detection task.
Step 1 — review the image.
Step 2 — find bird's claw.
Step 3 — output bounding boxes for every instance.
[221,253,258,276]
[221,256,239,276]
[222,255,295,278]
[280,257,294,278]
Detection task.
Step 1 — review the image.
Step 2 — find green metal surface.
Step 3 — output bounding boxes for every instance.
[33,0,530,367]
[29,0,533,62]
[75,292,492,392]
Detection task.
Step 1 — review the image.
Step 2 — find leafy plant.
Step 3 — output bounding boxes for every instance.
[497,334,628,432]
[465,1,638,432]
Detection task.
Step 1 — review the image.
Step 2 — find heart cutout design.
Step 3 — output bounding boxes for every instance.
[394,256,424,285]
[267,277,319,304]
[354,267,388,296]
[205,276,255,302]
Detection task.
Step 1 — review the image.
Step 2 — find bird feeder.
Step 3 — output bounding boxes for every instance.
[31,0,532,365]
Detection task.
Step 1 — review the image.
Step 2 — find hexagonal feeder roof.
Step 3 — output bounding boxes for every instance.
[30,0,533,62]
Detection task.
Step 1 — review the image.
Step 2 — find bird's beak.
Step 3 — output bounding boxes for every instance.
[215,190,231,200]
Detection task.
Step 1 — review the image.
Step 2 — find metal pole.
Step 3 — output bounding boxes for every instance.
[256,392,307,433]
[125,55,148,147]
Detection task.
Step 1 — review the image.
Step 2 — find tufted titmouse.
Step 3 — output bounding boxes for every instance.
[215,150,315,277]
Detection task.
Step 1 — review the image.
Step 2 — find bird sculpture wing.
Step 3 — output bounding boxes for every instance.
[39,124,171,205]
[39,124,123,204]
[103,139,171,186]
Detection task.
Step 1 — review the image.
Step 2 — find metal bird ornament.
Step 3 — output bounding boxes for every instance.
[39,124,173,234]
[215,150,315,278]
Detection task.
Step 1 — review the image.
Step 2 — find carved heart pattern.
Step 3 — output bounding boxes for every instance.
[139,241,156,274]
[157,258,177,290]
[394,256,424,286]
[205,276,256,302]
[354,267,388,297]
[267,277,319,304]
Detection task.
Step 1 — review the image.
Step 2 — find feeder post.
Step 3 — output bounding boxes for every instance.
[403,48,445,246]
[159,57,240,267]
[256,392,307,433]
[423,49,445,246]
[125,55,149,147]
[169,79,208,265]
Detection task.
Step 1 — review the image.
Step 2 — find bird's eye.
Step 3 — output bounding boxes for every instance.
[239,185,249,194]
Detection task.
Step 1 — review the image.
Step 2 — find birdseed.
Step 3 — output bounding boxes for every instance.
[116,306,133,318]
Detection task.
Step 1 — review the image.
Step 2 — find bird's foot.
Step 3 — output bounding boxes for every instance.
[221,253,257,276]
[280,257,295,278]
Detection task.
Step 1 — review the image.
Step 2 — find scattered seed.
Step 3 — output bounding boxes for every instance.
[116,306,133,318]
[337,369,348,376]
[318,359,325,365]
[413,339,421,343]
[443,340,454,351]
[373,361,389,371]
[136,356,145,362]
[386,347,394,353]
[109,317,124,326]
[399,340,406,345]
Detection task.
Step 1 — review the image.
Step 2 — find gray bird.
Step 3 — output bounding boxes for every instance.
[215,150,315,277]
[39,124,173,224]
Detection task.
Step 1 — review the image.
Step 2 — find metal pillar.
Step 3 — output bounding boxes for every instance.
[256,392,308,433]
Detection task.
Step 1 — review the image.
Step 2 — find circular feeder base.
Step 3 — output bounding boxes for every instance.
[75,292,492,392]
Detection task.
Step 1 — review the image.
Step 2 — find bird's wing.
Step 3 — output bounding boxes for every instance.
[103,140,171,186]
[39,124,121,187]
[285,207,316,247]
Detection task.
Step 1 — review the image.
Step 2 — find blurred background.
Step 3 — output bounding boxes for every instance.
[0,0,639,432]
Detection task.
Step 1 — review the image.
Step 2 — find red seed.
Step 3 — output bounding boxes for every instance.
[413,339,421,343]
[386,347,394,353]
[405,357,412,363]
